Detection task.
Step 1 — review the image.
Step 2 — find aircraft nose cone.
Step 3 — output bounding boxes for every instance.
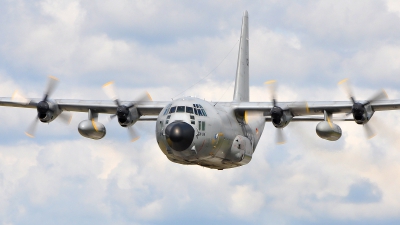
[165,121,195,151]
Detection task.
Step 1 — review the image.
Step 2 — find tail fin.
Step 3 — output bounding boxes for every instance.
[233,10,249,102]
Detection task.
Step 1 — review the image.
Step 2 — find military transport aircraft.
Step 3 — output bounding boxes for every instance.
[0,11,399,170]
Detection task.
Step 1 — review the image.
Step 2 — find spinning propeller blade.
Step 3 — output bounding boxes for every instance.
[128,126,140,142]
[264,80,308,144]
[25,117,39,138]
[43,76,59,102]
[276,128,286,145]
[364,123,376,139]
[58,111,73,125]
[21,76,71,138]
[338,78,388,139]
[102,81,153,142]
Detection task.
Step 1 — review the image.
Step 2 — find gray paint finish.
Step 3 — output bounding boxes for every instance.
[233,10,249,102]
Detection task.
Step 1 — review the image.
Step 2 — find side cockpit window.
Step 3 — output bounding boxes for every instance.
[163,104,172,115]
[201,109,207,116]
[169,106,176,113]
[193,104,207,117]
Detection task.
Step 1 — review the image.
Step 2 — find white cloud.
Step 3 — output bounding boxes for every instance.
[1,0,400,224]
[386,0,400,16]
[230,185,265,217]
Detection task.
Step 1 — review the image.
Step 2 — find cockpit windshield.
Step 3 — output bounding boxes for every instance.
[167,104,206,116]
[176,106,185,112]
[169,106,176,113]
[186,107,193,114]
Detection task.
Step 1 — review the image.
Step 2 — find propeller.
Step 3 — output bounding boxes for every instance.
[21,76,72,138]
[265,80,286,144]
[338,78,387,139]
[276,128,285,145]
[102,81,152,142]
[264,80,310,144]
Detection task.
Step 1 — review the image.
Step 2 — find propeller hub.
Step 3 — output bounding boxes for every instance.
[117,106,129,123]
[270,106,283,124]
[165,122,195,151]
[352,102,365,121]
[37,101,49,114]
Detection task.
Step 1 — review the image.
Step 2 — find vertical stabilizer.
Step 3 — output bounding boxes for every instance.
[233,11,249,102]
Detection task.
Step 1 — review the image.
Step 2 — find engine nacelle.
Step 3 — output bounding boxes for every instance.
[78,120,106,140]
[118,107,140,127]
[316,121,342,141]
[37,100,62,123]
[272,110,293,128]
[352,103,374,125]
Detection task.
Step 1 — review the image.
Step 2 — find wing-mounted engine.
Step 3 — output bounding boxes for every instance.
[102,81,152,141]
[36,100,62,123]
[339,79,388,138]
[351,102,374,125]
[21,76,72,137]
[115,105,139,127]
[264,80,309,144]
[269,106,293,128]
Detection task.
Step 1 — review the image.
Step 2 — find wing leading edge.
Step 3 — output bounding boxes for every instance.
[2,97,400,118]
[0,97,169,116]
[227,99,400,116]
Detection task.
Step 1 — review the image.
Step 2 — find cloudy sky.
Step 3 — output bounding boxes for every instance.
[1,0,400,224]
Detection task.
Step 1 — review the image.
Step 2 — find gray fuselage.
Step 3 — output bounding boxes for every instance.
[155,97,264,170]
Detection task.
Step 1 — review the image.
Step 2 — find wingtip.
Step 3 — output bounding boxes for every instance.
[243,10,248,17]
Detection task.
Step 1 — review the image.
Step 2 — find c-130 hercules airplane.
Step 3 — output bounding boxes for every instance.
[0,11,399,170]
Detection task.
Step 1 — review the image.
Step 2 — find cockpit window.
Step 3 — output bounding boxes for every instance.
[198,109,204,116]
[191,104,207,116]
[169,106,176,113]
[186,107,193,114]
[201,109,207,116]
[163,104,172,115]
[176,106,185,112]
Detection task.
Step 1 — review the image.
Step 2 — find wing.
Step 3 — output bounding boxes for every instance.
[228,99,400,117]
[0,97,169,116]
